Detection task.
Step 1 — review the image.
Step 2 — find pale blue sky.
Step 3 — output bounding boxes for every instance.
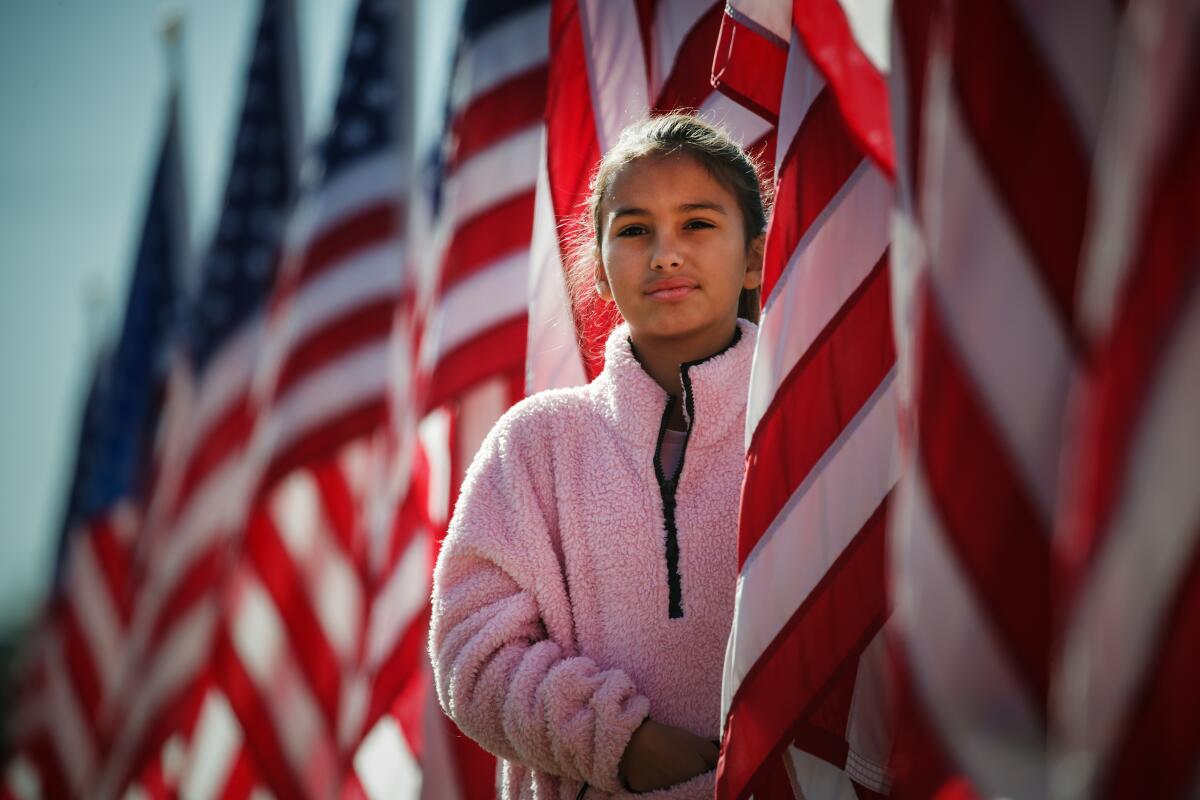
[0,0,461,633]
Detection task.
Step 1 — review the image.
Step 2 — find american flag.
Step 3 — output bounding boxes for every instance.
[95,0,303,794]
[415,2,552,795]
[1053,4,1200,795]
[712,1,898,797]
[2,78,187,800]
[526,0,774,394]
[202,0,413,796]
[886,0,1123,796]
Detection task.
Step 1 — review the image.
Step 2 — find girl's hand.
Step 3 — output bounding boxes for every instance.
[619,718,718,792]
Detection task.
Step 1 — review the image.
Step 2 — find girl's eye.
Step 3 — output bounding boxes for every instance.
[685,219,715,230]
[617,224,647,237]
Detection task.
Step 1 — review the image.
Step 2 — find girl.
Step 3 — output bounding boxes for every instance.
[429,113,767,799]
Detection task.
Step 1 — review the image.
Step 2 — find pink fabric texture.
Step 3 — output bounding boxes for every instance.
[430,320,756,799]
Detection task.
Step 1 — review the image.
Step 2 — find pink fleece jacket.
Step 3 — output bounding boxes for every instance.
[429,320,756,799]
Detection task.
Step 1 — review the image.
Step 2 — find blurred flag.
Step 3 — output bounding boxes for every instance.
[1054,2,1200,797]
[712,1,898,797]
[526,0,774,394]
[886,0,1118,796]
[96,0,304,794]
[4,78,187,799]
[413,2,552,796]
[207,0,414,795]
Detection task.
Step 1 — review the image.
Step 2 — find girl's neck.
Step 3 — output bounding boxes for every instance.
[629,319,739,419]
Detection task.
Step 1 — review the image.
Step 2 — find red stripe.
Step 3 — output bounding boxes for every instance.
[792,0,895,177]
[1105,521,1200,798]
[310,456,364,567]
[711,9,788,124]
[173,396,253,519]
[23,736,71,800]
[217,630,310,800]
[950,0,1090,338]
[57,604,102,735]
[147,545,223,651]
[739,253,893,567]
[365,604,430,734]
[271,297,396,399]
[762,88,863,303]
[893,0,937,192]
[718,500,888,800]
[1069,71,1200,565]
[448,69,548,173]
[424,315,527,412]
[292,202,401,291]
[259,397,387,494]
[244,513,345,732]
[439,191,536,294]
[88,520,135,623]
[546,0,607,377]
[221,743,261,800]
[918,295,1052,711]
[653,3,724,112]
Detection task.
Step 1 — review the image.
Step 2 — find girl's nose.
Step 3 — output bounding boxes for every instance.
[651,234,683,270]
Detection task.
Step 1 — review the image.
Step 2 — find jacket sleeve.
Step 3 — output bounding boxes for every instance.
[429,418,650,792]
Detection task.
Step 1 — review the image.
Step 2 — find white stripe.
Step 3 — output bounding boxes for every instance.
[526,136,589,394]
[650,0,713,97]
[787,746,856,799]
[354,715,422,800]
[262,340,390,468]
[180,690,243,800]
[112,601,217,785]
[45,636,95,793]
[1009,0,1116,150]
[268,470,365,661]
[579,0,651,152]
[190,319,262,447]
[775,31,826,179]
[419,410,453,528]
[891,459,1045,799]
[922,71,1075,522]
[67,535,124,701]
[723,373,899,720]
[423,251,528,366]
[746,161,891,447]
[365,531,431,668]
[844,628,894,793]
[442,125,540,227]
[450,4,550,113]
[5,754,41,800]
[157,455,248,608]
[727,0,792,43]
[285,153,405,257]
[1056,279,1200,795]
[698,91,774,150]
[271,241,403,372]
[232,574,339,794]
[834,0,892,73]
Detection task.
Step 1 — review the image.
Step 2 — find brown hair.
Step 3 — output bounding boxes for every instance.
[565,113,771,369]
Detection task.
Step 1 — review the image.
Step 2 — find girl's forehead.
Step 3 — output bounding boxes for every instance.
[601,152,732,207]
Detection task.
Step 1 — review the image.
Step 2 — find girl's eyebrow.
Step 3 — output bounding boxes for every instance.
[609,201,728,219]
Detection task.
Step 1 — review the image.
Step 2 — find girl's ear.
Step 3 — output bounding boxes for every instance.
[594,249,613,301]
[742,233,765,290]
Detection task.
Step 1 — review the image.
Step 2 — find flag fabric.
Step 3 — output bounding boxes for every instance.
[206,0,413,796]
[526,0,774,394]
[711,1,898,797]
[3,81,187,800]
[886,0,1119,796]
[1054,2,1200,797]
[96,1,304,793]
[415,2,552,795]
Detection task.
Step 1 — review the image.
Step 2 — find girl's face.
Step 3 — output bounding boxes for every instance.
[595,153,763,349]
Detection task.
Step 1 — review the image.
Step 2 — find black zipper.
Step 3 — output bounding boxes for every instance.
[649,326,742,620]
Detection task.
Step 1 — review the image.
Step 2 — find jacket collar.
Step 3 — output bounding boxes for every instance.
[592,319,757,451]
